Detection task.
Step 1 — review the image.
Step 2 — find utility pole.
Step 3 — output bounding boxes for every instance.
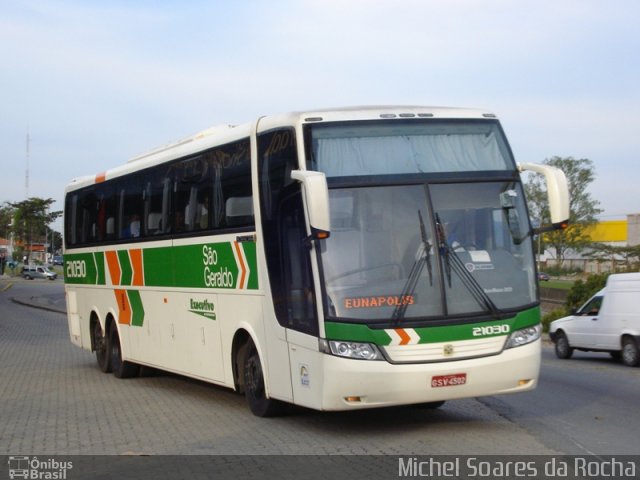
[25,129,31,264]
[25,130,30,198]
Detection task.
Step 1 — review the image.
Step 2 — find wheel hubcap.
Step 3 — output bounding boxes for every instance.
[623,344,636,363]
[246,356,264,397]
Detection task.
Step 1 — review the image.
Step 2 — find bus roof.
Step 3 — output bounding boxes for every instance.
[64,105,498,193]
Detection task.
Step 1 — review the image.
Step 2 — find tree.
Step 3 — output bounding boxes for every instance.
[50,229,63,255]
[7,198,62,263]
[0,203,14,240]
[565,273,609,312]
[585,243,640,272]
[525,156,603,266]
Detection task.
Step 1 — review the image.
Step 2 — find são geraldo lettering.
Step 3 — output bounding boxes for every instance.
[202,245,234,288]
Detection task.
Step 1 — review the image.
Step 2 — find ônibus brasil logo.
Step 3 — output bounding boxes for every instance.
[8,456,72,479]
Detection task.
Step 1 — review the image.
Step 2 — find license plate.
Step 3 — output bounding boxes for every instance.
[431,373,467,388]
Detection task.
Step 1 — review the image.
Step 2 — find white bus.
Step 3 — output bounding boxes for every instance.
[64,106,569,416]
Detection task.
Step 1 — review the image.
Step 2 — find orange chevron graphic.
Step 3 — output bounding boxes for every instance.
[130,248,144,286]
[233,241,247,289]
[114,289,131,325]
[106,251,121,285]
[395,328,411,345]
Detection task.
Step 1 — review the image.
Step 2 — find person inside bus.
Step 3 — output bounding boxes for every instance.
[122,214,141,238]
[198,195,209,229]
[173,210,185,232]
[130,214,141,237]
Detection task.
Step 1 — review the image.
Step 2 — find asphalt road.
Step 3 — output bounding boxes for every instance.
[1,277,639,470]
[481,344,640,455]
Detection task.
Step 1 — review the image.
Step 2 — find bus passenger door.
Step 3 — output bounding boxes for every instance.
[278,192,324,408]
[258,127,320,406]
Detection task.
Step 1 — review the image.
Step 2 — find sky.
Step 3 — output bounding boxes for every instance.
[2,0,639,233]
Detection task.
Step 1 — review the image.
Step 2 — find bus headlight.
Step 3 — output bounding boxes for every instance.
[505,324,541,349]
[319,339,384,360]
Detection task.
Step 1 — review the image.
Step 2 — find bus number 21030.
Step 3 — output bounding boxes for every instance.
[472,324,510,337]
[66,260,87,279]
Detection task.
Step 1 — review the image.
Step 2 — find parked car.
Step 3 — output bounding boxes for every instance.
[537,272,550,281]
[21,265,58,281]
[549,272,640,366]
[53,255,64,265]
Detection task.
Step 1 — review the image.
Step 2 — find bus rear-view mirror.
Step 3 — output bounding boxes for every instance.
[518,163,570,234]
[291,169,331,241]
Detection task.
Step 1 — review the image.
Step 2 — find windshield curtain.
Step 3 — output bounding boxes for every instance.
[309,120,513,176]
[319,182,536,322]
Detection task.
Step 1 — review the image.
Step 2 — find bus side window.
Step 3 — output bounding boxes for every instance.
[117,175,143,239]
[143,170,169,236]
[208,139,253,230]
[106,217,115,238]
[172,155,208,234]
[225,196,253,226]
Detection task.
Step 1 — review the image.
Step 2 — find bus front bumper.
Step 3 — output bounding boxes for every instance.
[318,339,541,411]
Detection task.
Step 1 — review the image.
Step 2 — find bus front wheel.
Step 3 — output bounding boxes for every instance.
[243,341,285,417]
[109,322,140,379]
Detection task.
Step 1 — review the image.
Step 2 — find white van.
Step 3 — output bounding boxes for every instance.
[549,272,640,367]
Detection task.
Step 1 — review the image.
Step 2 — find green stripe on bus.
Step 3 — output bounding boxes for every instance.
[128,290,145,327]
[324,307,540,346]
[172,243,237,289]
[64,253,98,285]
[143,247,174,286]
[94,252,105,285]
[64,240,259,290]
[118,250,132,286]
[323,323,392,344]
[242,241,258,290]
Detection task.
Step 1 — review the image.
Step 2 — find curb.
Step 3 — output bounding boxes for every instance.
[10,296,67,315]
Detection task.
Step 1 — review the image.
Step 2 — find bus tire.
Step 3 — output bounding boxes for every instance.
[621,336,640,367]
[94,319,111,373]
[109,322,140,378]
[243,341,285,417]
[554,331,573,359]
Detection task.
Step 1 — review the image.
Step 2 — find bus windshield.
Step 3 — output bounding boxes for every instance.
[308,119,513,175]
[320,182,536,322]
[307,120,535,322]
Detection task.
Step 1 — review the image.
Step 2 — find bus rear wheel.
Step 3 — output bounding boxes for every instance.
[243,341,285,417]
[109,322,140,378]
[94,320,111,373]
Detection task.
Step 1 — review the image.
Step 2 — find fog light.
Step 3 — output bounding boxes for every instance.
[345,396,362,403]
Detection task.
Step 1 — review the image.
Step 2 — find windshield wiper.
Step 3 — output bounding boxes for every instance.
[392,210,432,325]
[435,213,503,318]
